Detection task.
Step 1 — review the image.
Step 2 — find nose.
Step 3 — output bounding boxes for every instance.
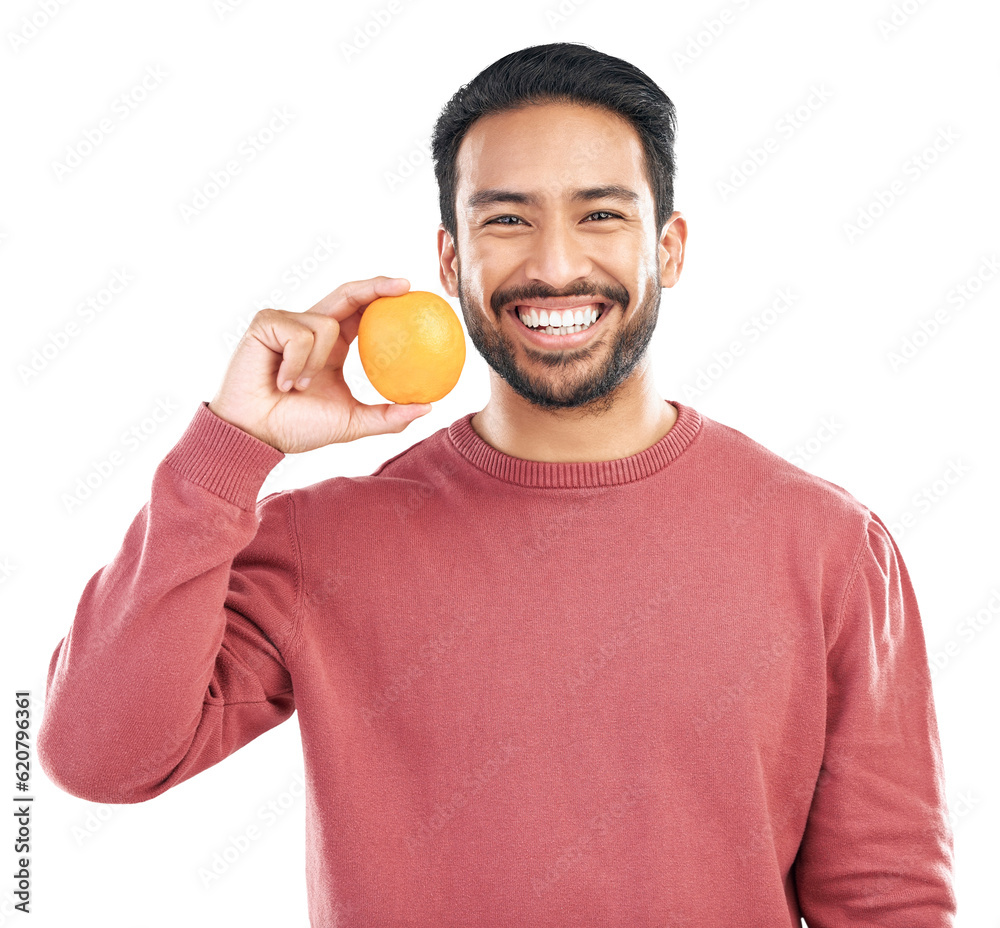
[520,219,595,291]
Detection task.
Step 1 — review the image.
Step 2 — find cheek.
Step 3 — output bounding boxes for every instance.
[590,234,645,272]
[633,241,664,284]
[460,239,513,296]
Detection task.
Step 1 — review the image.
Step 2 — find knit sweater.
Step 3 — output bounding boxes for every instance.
[38,399,956,927]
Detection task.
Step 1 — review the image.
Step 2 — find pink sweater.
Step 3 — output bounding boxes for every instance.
[38,399,956,927]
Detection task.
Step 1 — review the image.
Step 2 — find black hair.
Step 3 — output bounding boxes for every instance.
[431,42,678,242]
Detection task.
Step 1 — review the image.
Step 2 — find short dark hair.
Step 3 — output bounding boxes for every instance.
[431,42,678,243]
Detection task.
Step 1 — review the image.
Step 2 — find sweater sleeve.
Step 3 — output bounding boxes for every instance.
[794,512,957,926]
[37,402,301,804]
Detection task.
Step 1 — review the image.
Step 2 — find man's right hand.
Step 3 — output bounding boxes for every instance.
[208,276,433,453]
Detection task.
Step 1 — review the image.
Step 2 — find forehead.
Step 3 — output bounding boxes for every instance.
[455,101,650,208]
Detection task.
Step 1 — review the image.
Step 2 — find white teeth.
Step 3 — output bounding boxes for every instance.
[517,304,603,332]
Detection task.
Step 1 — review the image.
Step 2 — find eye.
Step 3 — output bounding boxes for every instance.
[484,211,623,226]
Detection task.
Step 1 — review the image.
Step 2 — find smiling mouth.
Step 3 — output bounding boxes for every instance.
[510,302,609,335]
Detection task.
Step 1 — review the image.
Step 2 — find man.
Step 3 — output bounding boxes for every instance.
[38,42,956,926]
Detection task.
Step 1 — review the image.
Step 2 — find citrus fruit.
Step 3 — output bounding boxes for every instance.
[357,290,466,404]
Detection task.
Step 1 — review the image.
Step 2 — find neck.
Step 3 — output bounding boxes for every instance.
[471,366,677,464]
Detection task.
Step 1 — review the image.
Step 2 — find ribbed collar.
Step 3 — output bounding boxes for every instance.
[446,399,702,488]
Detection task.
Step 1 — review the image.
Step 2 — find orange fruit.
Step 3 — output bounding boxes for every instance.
[357,290,466,404]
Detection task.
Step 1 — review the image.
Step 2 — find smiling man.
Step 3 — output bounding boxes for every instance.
[439,100,683,463]
[39,43,955,927]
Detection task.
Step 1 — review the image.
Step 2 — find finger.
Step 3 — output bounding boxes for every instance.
[264,319,319,392]
[306,276,410,325]
[350,400,433,438]
[327,277,413,348]
[290,313,341,388]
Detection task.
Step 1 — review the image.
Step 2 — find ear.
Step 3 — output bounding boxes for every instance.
[658,211,687,289]
[438,224,459,297]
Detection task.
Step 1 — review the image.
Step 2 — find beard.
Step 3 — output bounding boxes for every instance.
[456,260,661,414]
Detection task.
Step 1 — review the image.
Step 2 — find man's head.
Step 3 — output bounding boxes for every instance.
[432,43,686,413]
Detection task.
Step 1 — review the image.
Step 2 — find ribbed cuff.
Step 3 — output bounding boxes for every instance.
[161,402,286,510]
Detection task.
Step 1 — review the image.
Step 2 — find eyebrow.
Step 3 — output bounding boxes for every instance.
[465,184,641,212]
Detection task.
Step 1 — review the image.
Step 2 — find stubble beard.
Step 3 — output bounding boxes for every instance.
[455,258,662,415]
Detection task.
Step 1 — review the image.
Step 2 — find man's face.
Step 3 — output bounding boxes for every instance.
[438,100,684,411]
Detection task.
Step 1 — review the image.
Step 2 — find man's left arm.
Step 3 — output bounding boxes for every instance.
[794,512,957,927]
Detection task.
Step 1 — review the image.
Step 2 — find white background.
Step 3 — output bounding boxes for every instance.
[2,0,997,925]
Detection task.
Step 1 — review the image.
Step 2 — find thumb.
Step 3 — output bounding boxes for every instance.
[391,402,433,427]
[359,402,433,436]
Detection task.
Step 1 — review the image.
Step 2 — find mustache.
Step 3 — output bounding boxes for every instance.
[491,281,630,314]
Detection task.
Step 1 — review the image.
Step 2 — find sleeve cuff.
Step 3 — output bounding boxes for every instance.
[161,402,286,510]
